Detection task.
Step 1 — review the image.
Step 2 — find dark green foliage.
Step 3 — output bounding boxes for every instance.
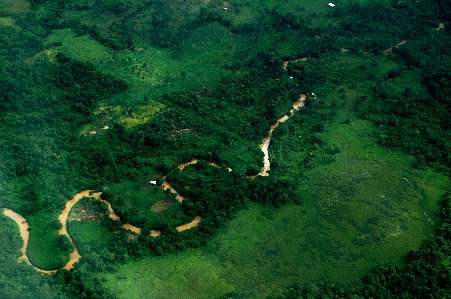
[165,161,247,218]
[0,215,69,299]
[58,235,73,252]
[216,292,254,299]
[55,53,128,114]
[361,68,451,175]
[160,57,290,142]
[1,0,451,298]
[53,270,117,299]
[0,35,128,213]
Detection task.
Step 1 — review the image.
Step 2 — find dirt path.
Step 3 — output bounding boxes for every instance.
[283,57,308,71]
[384,40,407,55]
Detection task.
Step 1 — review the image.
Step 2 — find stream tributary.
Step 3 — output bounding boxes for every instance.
[2,62,308,273]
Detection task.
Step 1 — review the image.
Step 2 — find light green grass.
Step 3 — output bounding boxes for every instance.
[45,30,112,64]
[96,36,449,299]
[27,212,71,270]
[45,22,237,105]
[0,0,30,13]
[383,68,428,97]
[103,175,193,228]
[68,221,112,253]
[106,179,168,208]
[0,17,21,30]
[101,249,235,299]
[99,142,448,298]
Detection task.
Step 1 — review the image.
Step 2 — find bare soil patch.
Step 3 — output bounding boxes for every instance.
[151,199,175,213]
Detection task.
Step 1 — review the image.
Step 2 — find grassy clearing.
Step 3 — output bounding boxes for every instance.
[69,221,111,246]
[0,17,21,30]
[117,104,165,128]
[45,22,237,105]
[68,220,113,267]
[100,158,446,299]
[383,67,427,97]
[0,0,30,13]
[100,249,235,299]
[106,178,166,206]
[26,212,71,270]
[103,174,192,228]
[45,30,112,64]
[98,121,447,298]
[89,102,166,130]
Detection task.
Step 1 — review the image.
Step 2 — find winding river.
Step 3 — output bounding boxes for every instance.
[249,94,306,178]
[2,62,307,274]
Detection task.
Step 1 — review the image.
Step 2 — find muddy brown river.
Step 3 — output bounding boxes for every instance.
[249,94,306,178]
[2,62,307,273]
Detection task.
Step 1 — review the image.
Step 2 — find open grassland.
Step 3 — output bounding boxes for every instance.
[69,221,111,246]
[100,249,235,299]
[0,0,30,13]
[45,22,238,104]
[100,158,446,298]
[103,176,192,229]
[98,46,448,297]
[100,88,448,297]
[26,213,71,270]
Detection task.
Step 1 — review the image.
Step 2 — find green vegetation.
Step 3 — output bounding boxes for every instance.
[102,178,190,230]
[101,79,449,298]
[27,212,71,270]
[101,249,234,299]
[1,0,451,298]
[0,214,67,299]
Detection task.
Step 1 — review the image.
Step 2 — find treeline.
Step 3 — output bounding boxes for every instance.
[0,23,128,215]
[161,52,296,142]
[360,37,451,175]
[269,105,339,180]
[18,0,229,50]
[273,190,451,298]
[328,0,444,53]
[0,214,70,299]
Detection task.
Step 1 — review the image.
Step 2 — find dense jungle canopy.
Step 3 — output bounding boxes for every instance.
[1,0,451,298]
